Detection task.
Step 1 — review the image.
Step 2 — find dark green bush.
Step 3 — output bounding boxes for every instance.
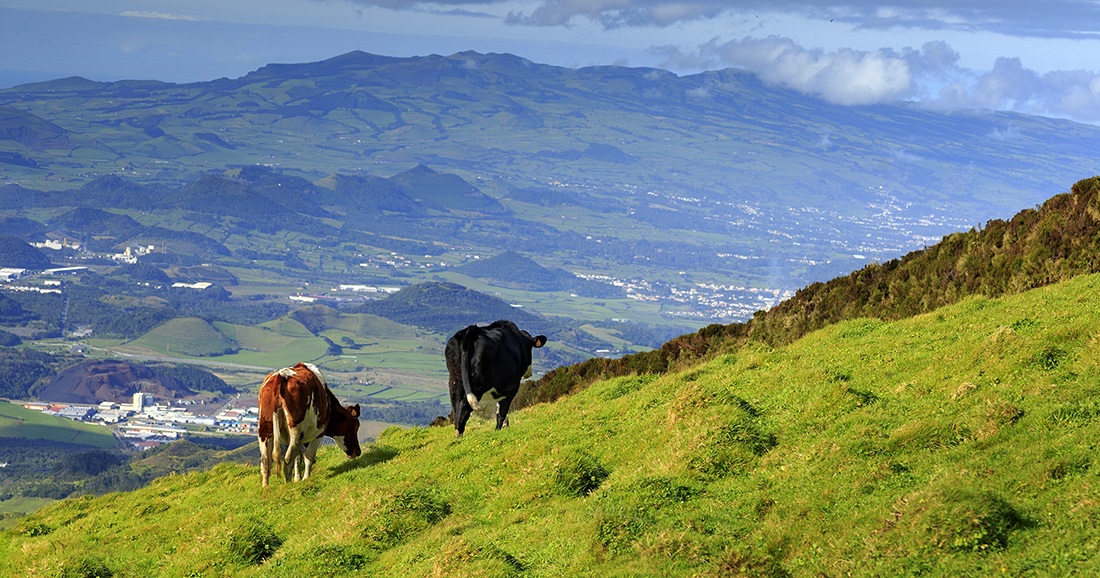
[227,519,283,565]
[361,486,452,549]
[923,489,1027,552]
[20,520,52,537]
[552,452,610,497]
[61,557,113,578]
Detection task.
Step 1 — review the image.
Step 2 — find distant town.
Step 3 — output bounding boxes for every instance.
[22,393,257,450]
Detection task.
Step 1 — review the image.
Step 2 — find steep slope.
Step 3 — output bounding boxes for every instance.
[5,273,1100,575]
[519,175,1100,408]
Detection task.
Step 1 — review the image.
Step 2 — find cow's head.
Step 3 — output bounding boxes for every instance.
[522,330,548,349]
[330,404,362,459]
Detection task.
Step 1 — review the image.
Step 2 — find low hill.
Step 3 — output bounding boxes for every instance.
[35,360,196,404]
[290,305,417,340]
[349,281,546,336]
[0,347,54,399]
[456,250,624,298]
[6,272,1100,575]
[0,216,45,238]
[0,236,51,269]
[129,317,240,357]
[389,165,505,213]
[128,438,255,478]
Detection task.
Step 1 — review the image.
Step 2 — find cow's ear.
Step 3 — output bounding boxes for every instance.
[534,335,547,348]
[350,404,361,418]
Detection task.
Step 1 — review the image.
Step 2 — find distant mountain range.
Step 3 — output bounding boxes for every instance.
[3,50,1100,298]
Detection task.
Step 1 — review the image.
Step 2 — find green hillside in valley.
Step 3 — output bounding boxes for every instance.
[0,402,116,448]
[127,317,239,357]
[5,272,1100,576]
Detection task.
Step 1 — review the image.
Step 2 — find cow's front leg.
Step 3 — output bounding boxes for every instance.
[495,397,513,430]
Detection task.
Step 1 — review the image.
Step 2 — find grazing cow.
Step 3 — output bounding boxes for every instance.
[445,320,547,437]
[257,362,362,486]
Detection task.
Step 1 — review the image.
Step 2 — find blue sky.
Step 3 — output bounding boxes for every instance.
[3,1,1100,123]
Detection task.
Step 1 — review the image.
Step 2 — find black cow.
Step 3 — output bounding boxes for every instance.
[445,320,547,437]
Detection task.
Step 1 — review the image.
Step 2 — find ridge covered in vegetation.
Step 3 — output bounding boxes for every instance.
[518,176,1100,409]
[4,269,1100,575]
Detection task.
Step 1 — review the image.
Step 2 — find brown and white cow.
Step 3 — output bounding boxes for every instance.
[257,362,362,486]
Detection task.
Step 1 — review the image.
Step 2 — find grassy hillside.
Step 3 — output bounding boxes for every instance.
[5,272,1100,576]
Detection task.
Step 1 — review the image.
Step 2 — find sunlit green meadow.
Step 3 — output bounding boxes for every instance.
[6,273,1100,576]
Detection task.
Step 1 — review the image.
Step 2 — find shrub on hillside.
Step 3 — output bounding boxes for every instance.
[227,519,283,565]
[361,486,452,549]
[552,451,610,497]
[929,489,1027,551]
[59,556,113,578]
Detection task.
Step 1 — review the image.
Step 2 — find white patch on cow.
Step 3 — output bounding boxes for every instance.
[331,435,347,454]
[297,401,322,439]
[283,397,324,482]
[466,393,481,410]
[277,367,296,378]
[303,362,327,386]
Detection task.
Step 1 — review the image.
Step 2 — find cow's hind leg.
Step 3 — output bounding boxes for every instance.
[454,399,473,437]
[284,430,303,482]
[449,377,473,438]
[258,435,273,487]
[271,410,289,482]
[495,397,513,430]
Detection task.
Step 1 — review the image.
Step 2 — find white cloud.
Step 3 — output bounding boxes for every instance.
[701,36,914,106]
[120,11,201,21]
[929,58,1100,122]
[686,86,710,99]
[658,35,1100,123]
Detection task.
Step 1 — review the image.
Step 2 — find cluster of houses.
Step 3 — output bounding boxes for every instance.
[24,392,259,449]
[31,238,156,265]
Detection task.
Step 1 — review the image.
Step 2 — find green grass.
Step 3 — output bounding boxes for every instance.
[0,402,117,448]
[7,274,1100,575]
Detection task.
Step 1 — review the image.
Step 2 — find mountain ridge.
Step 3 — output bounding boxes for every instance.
[3,50,1100,301]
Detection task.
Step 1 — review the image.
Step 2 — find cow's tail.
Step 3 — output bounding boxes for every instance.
[270,367,296,478]
[257,371,284,442]
[259,369,291,484]
[459,329,481,411]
